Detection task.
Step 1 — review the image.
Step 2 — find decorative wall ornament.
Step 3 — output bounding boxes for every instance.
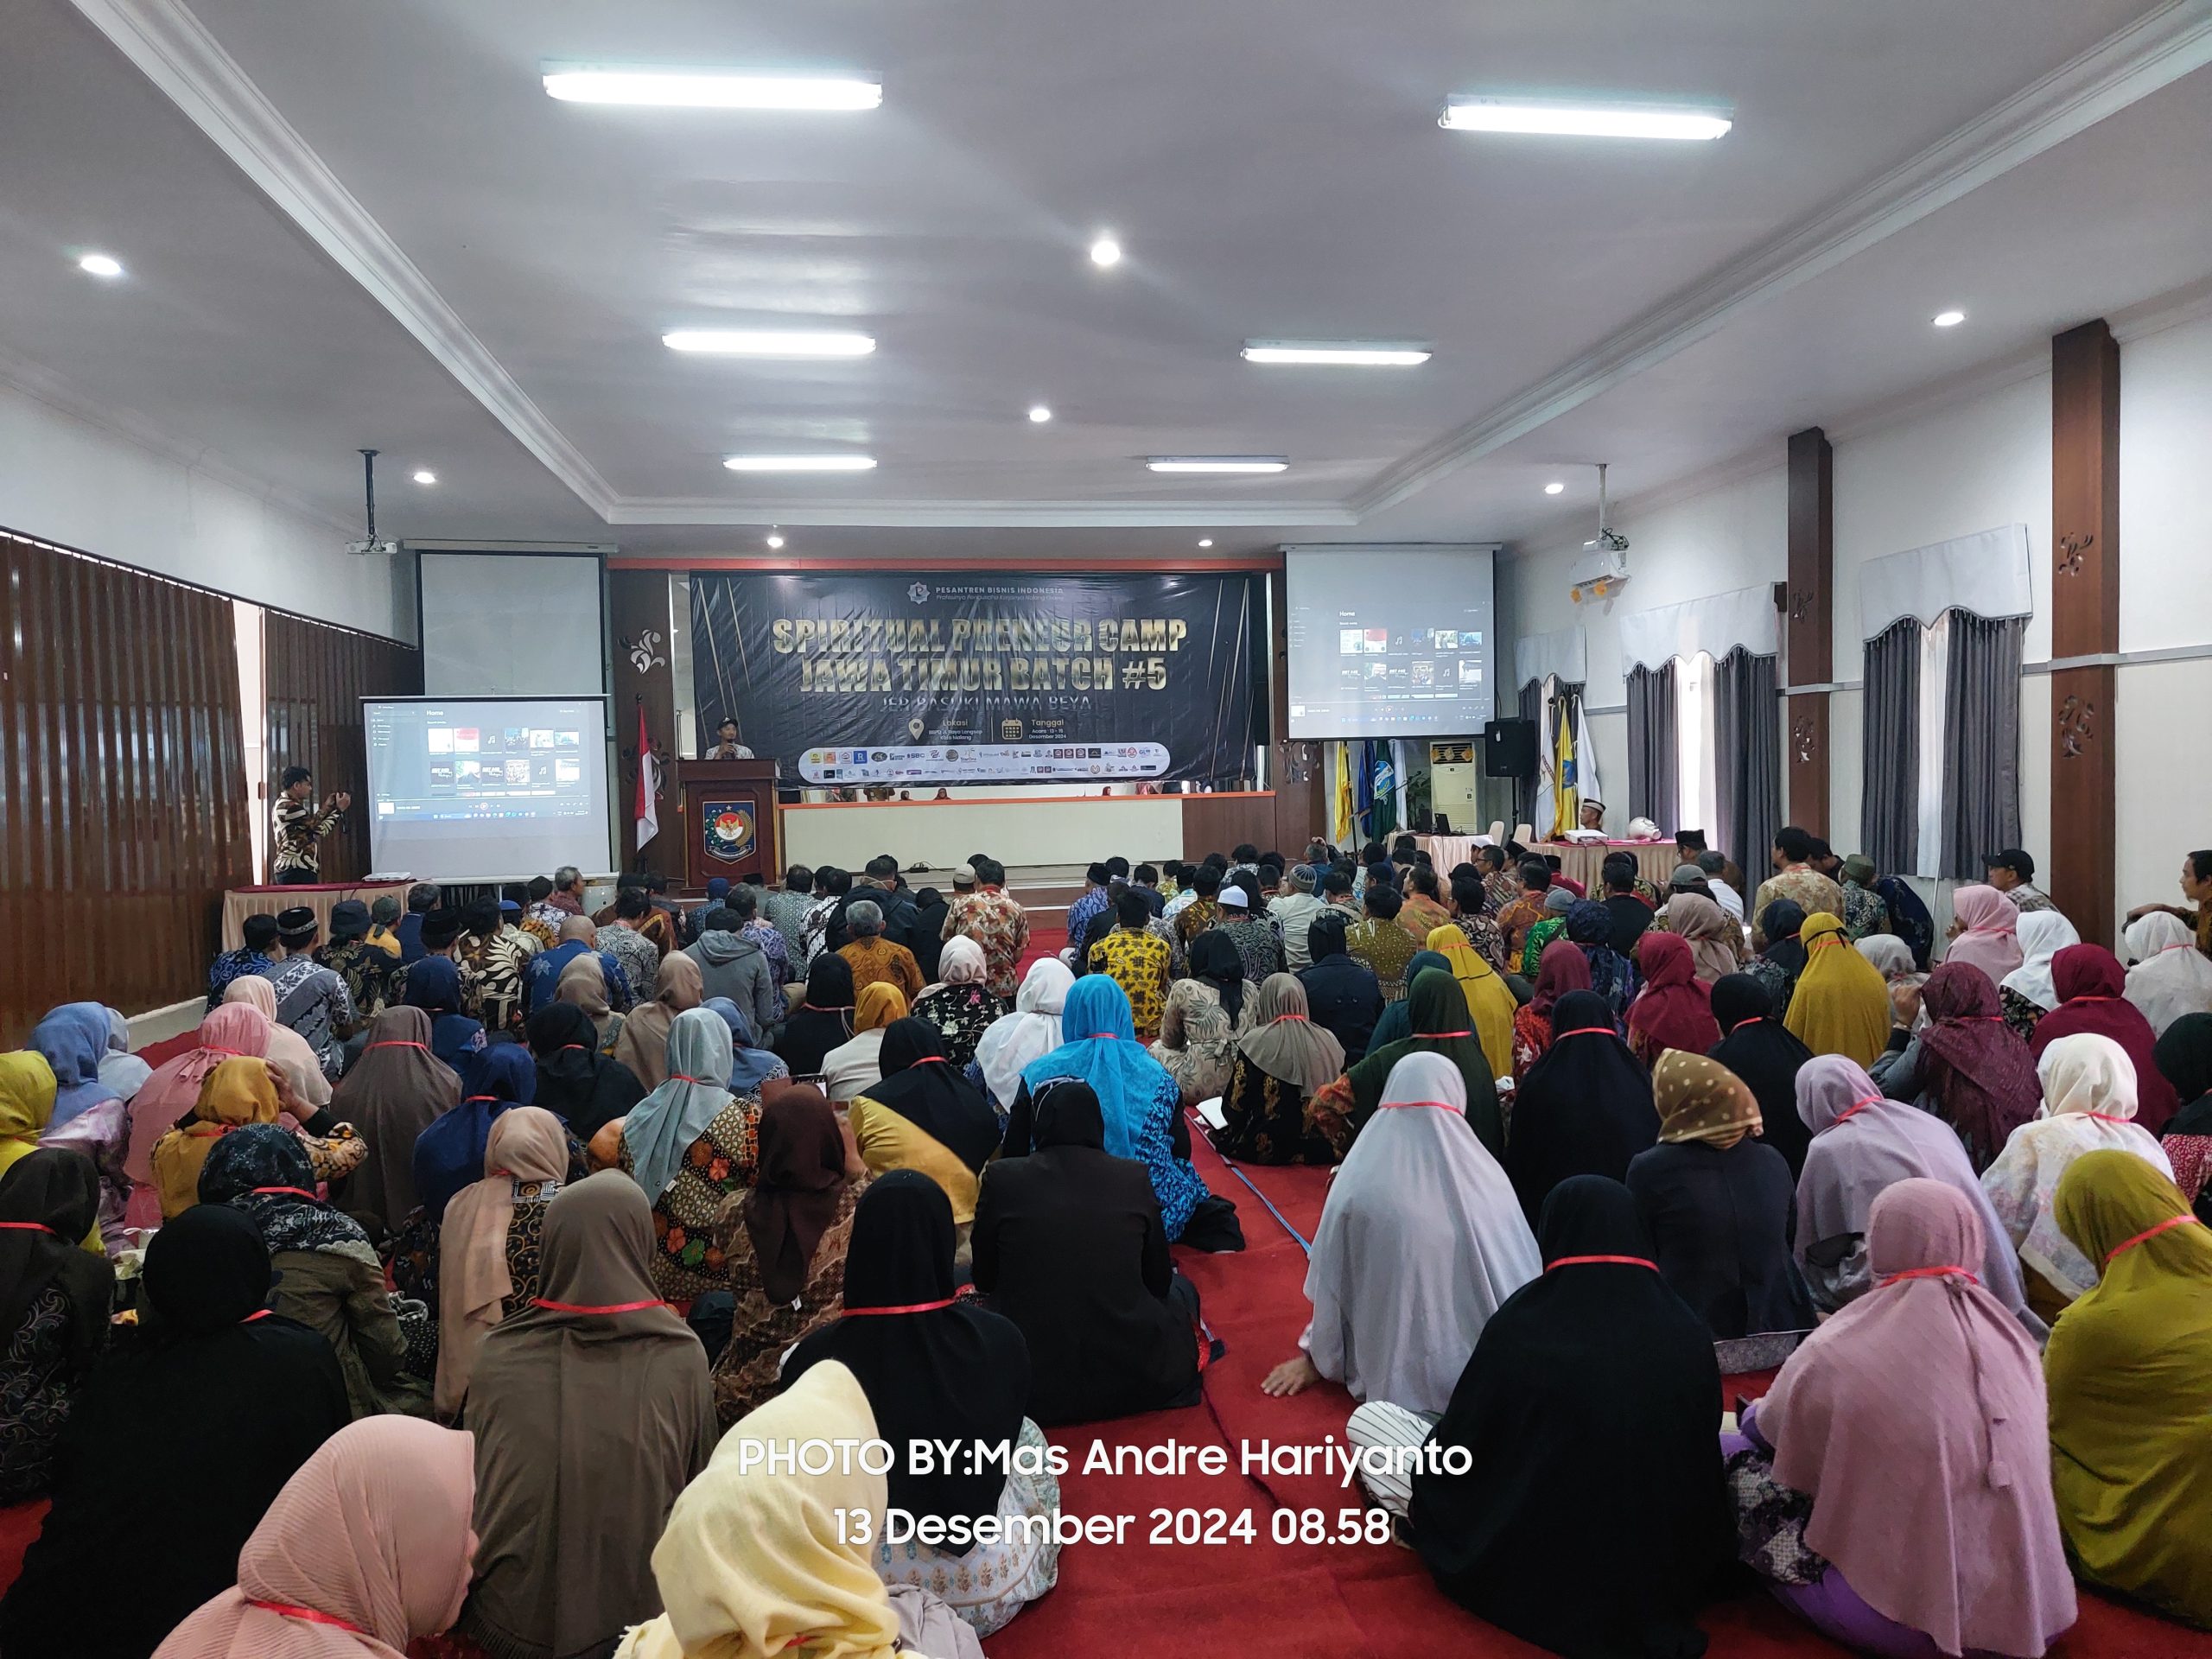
[622,628,667,677]
[2058,695,2096,758]
[2056,532,2094,577]
[1791,715,1820,766]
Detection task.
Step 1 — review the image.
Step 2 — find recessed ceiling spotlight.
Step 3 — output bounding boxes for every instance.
[1543,480,1565,495]
[543,66,881,111]
[1932,309,1967,328]
[723,454,876,473]
[1027,404,1052,423]
[1145,456,1288,474]
[1241,341,1432,366]
[412,469,437,486]
[663,330,874,357]
[765,532,785,549]
[1440,97,1732,142]
[1198,538,1214,548]
[1089,235,1122,269]
[77,252,124,278]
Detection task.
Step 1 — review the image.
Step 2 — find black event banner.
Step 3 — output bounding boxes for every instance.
[690,571,1262,785]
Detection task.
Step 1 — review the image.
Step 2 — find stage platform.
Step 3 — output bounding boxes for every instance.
[781,790,1306,874]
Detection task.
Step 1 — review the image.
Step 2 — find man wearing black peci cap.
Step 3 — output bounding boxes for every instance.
[264,906,357,1081]
[1984,847,2054,913]
[315,898,395,1027]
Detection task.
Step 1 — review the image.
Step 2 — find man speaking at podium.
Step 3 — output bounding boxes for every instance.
[271,764,350,884]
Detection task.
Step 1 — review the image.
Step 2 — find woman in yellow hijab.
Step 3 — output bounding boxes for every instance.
[149,1057,282,1219]
[0,1052,57,1179]
[1783,912,1891,1066]
[1427,925,1516,1078]
[2045,1149,2212,1628]
[618,1359,911,1659]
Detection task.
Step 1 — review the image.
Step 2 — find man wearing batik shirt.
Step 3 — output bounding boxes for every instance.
[596,889,664,1004]
[315,899,394,1025]
[1088,890,1173,1039]
[1216,882,1285,986]
[518,876,566,949]
[1064,863,1115,951]
[730,886,792,995]
[1173,863,1225,950]
[270,765,349,883]
[1450,873,1513,976]
[1495,860,1555,967]
[263,907,357,1080]
[760,864,817,958]
[1751,826,1847,947]
[1346,884,1419,1002]
[459,897,541,1036]
[208,913,280,1011]
[941,856,1029,1000]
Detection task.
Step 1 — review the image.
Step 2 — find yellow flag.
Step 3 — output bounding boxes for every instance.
[1552,704,1580,839]
[1332,741,1354,844]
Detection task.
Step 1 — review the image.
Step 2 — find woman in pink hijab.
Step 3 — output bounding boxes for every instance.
[122,1003,274,1230]
[221,976,334,1110]
[1941,885,2023,983]
[1727,1179,2075,1659]
[154,1415,475,1658]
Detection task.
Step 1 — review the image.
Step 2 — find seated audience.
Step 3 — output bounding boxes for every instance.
[616,1007,766,1301]
[1346,882,1419,1001]
[1627,931,1721,1065]
[527,1000,646,1139]
[1375,1177,1728,1659]
[1298,912,1384,1065]
[1754,826,1847,938]
[3,1205,348,1658]
[1273,866,1326,969]
[912,935,1008,1068]
[974,957,1071,1115]
[848,1019,998,1224]
[1311,968,1499,1160]
[1668,890,1743,986]
[152,1414,477,1658]
[1707,974,1815,1177]
[1983,1033,2174,1320]
[1626,1052,1815,1338]
[0,1149,111,1503]
[1745,898,1808,1020]
[124,1000,271,1194]
[434,1105,572,1417]
[613,953,706,1093]
[0,1055,54,1195]
[1267,1052,1539,1414]
[1783,911,1891,1066]
[2044,1147,2212,1630]
[1505,989,1658,1227]
[330,1004,460,1233]
[526,914,632,1018]
[1517,887,1577,979]
[687,903,781,1037]
[1399,865,1453,940]
[206,911,279,1010]
[1870,960,2040,1172]
[597,888,665,1005]
[1556,897,1637,1025]
[1942,882,2024,980]
[838,899,925,1003]
[786,1171,1060,1637]
[1854,931,1917,983]
[2154,1013,2212,1212]
[705,995,791,1098]
[27,1005,130,1249]
[1601,853,1655,957]
[1364,948,1448,1051]
[823,981,909,1103]
[1792,1055,2038,1332]
[1495,859,1554,963]
[396,952,487,1076]
[1999,907,2080,1041]
[150,1055,283,1220]
[1511,938,1591,1077]
[416,1044,542,1225]
[2029,943,2181,1133]
[1148,978,1236,1107]
[2124,909,2212,1036]
[777,950,858,1077]
[1089,888,1175,1038]
[1216,880,1285,988]
[1212,973,1344,1165]
[973,1080,1201,1427]
[1425,925,1516,1077]
[221,972,334,1106]
[555,950,626,1052]
[1730,1179,2075,1659]
[1185,929,1255,1028]
[200,1124,430,1419]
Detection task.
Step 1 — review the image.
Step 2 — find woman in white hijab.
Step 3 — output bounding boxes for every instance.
[2122,911,2212,1037]
[1853,935,1916,983]
[973,959,1073,1116]
[1999,910,2082,1042]
[1260,1052,1541,1414]
[1980,1032,2174,1315]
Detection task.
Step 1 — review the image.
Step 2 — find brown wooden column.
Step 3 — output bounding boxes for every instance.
[609,567,677,880]
[1265,567,1321,851]
[1784,426,1834,840]
[2049,321,2120,948]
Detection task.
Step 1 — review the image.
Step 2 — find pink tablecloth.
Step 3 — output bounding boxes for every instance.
[220,880,412,950]
[1416,836,1679,893]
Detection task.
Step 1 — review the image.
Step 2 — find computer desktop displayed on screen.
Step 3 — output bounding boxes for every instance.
[1284,547,1496,739]
[365,696,611,878]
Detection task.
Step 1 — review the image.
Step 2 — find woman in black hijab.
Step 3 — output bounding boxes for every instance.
[0,1149,112,1503]
[1188,930,1252,1027]
[971,1079,1201,1426]
[1503,989,1658,1229]
[527,1001,647,1138]
[777,951,857,1076]
[848,1020,1002,1227]
[2153,1011,2212,1223]
[1746,899,1809,1020]
[1402,1177,1730,1658]
[786,1172,1058,1636]
[0,1205,348,1658]
[1707,973,1816,1177]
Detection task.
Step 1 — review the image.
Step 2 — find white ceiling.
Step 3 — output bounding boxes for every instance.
[4,0,2209,556]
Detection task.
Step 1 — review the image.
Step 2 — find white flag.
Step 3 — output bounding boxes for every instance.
[634,703,659,850]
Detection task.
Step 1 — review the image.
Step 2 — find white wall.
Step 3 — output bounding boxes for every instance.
[0,379,403,639]
[1498,308,2212,936]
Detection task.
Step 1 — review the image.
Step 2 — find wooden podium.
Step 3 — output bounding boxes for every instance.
[676,760,780,891]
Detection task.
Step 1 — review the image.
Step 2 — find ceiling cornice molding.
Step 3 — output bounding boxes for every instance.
[606,497,1354,528]
[0,343,356,535]
[1351,0,2212,518]
[68,0,623,519]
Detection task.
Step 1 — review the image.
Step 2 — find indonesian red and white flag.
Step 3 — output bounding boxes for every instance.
[634,703,659,850]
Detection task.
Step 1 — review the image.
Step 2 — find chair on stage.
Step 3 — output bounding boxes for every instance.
[1487,821,1506,843]
[1513,823,1535,846]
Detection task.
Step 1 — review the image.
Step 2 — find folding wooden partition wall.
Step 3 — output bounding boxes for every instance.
[264,612,422,882]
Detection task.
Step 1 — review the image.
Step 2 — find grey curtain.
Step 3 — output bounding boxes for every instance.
[1860,619,1920,876]
[1625,662,1678,835]
[1713,648,1779,875]
[1514,677,1541,831]
[1940,612,2024,880]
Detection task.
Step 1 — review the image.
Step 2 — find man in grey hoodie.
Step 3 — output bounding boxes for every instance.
[684,905,780,1039]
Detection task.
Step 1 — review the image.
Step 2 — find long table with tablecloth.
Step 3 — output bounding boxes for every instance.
[1415,836,1679,893]
[221,880,413,950]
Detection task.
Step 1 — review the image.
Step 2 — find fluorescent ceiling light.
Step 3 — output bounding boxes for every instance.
[543,66,880,111]
[1089,236,1122,268]
[724,454,876,473]
[1145,457,1287,474]
[1932,309,1967,327]
[664,329,874,357]
[1440,98,1732,141]
[412,470,437,486]
[1028,404,1052,423]
[1242,341,1431,366]
[77,252,124,278]
[1198,538,1214,548]
[765,532,785,549]
[1543,480,1565,495]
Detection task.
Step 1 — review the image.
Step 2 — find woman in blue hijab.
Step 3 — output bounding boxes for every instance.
[703,997,792,1097]
[411,1044,537,1223]
[1006,976,1207,1240]
[401,956,486,1071]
